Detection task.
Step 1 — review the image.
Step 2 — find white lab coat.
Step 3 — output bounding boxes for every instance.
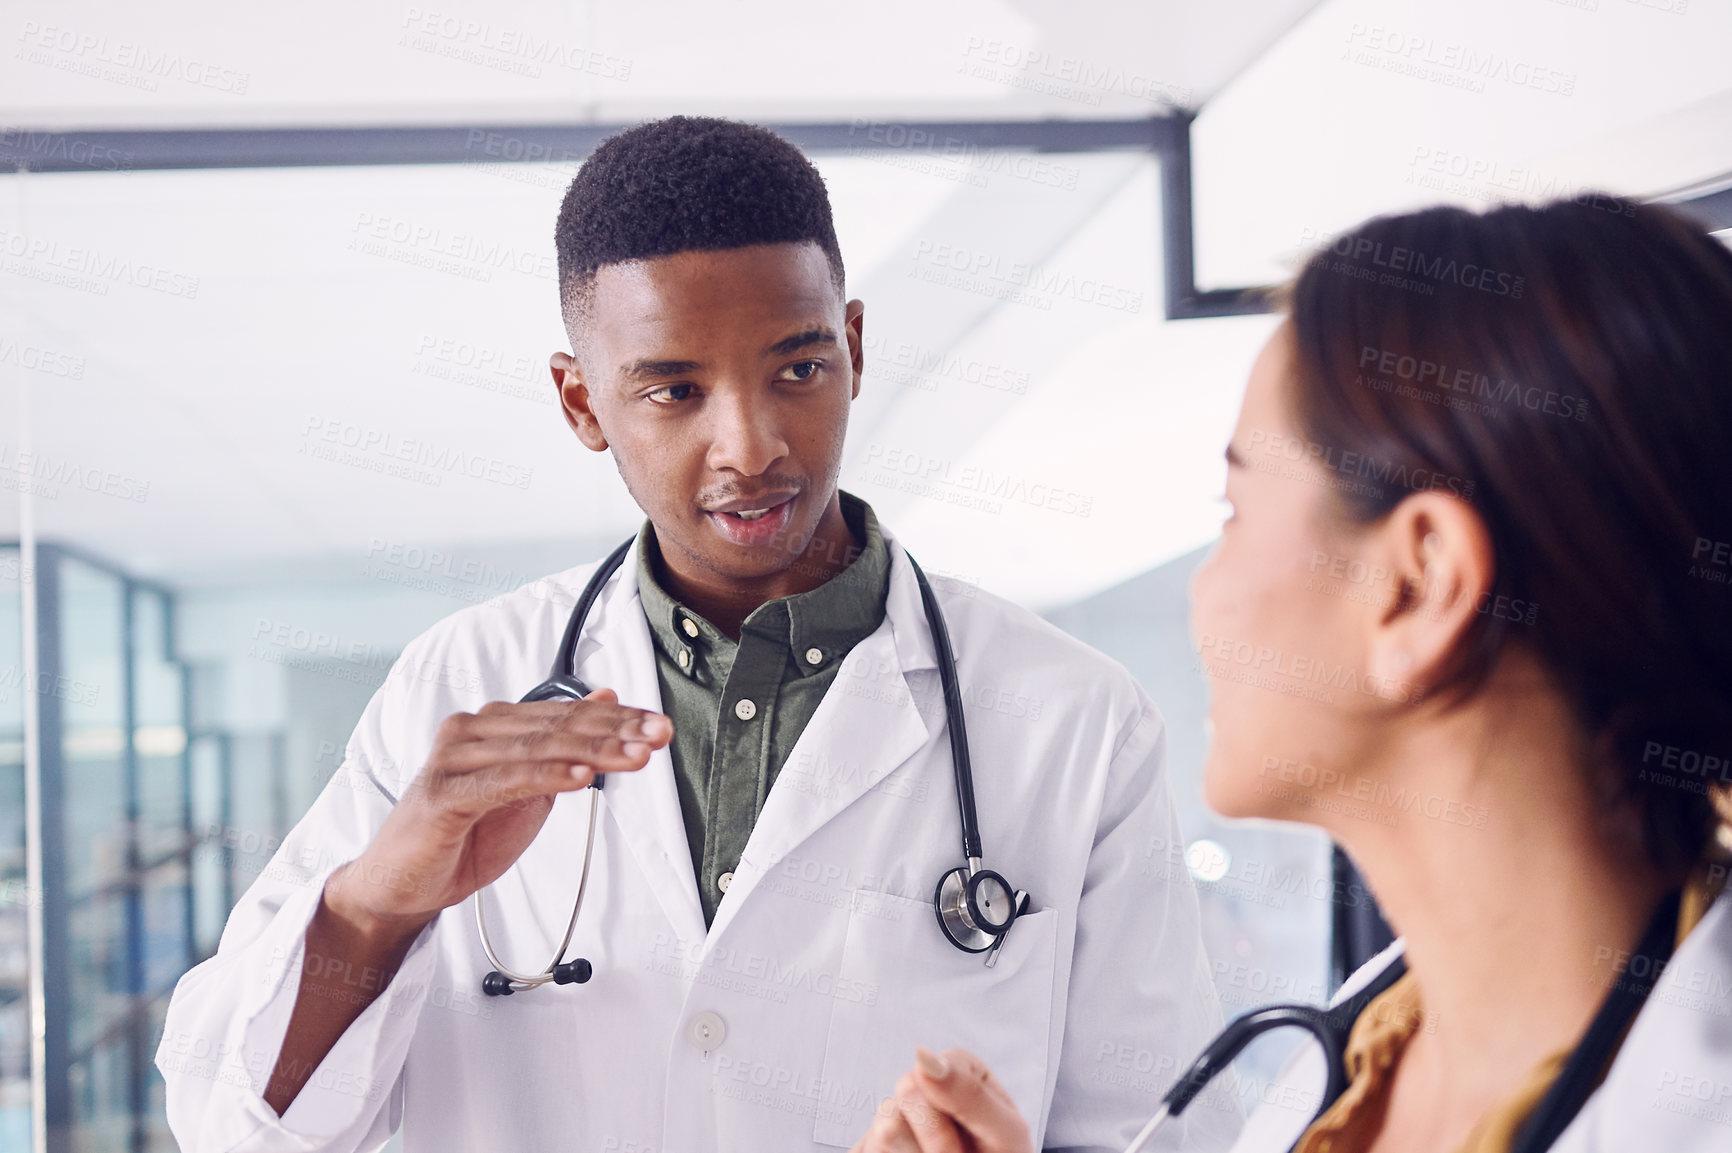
[1227,890,1732,1152]
[157,521,1240,1153]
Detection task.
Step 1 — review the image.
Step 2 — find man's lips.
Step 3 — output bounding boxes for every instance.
[703,492,797,518]
[702,493,798,543]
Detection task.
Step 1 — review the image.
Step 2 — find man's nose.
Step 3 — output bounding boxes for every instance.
[704,387,788,475]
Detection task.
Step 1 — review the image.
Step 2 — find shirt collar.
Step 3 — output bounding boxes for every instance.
[635,490,891,681]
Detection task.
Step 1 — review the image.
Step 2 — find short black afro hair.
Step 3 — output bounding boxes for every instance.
[555,116,845,327]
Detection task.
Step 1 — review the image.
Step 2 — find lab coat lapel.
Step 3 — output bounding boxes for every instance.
[707,530,940,942]
[572,536,709,948]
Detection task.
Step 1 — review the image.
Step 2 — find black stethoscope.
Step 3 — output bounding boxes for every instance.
[478,534,1029,996]
[1123,887,1681,1153]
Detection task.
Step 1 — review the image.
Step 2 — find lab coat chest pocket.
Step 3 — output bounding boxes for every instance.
[811,888,1058,1147]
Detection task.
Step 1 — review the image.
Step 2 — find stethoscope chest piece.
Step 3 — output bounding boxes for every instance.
[934,862,1028,964]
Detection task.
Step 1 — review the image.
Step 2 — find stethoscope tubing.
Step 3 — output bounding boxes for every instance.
[474,783,601,988]
[477,533,1020,993]
[1122,886,1681,1153]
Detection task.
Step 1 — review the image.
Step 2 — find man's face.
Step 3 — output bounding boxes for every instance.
[552,241,863,582]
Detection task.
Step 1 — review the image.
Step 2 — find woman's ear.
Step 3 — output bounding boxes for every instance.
[551,351,609,451]
[1364,493,1495,703]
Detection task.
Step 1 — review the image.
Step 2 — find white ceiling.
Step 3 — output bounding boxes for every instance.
[1,149,1270,610]
[2,0,1321,127]
[1194,0,1732,287]
[4,0,1730,613]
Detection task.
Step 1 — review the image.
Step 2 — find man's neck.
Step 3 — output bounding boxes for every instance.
[652,492,861,640]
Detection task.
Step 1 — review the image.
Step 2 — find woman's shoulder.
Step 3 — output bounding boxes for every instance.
[1552,889,1732,1151]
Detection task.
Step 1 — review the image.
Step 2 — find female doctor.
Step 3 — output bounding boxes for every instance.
[852,195,1732,1152]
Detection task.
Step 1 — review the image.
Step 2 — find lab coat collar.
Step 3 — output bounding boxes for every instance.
[568,530,709,948]
[705,519,941,944]
[566,519,941,953]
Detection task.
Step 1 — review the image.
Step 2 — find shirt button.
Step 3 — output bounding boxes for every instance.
[685,1010,726,1053]
[677,649,692,671]
[718,871,733,892]
[804,647,823,666]
[681,617,699,639]
[733,698,757,721]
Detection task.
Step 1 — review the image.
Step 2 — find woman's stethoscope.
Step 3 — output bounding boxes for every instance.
[477,534,1031,996]
[1122,887,1680,1153]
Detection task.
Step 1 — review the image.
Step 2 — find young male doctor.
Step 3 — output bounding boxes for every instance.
[158,117,1238,1153]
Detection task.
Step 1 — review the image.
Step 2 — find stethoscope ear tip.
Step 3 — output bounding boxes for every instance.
[481,971,517,997]
[553,958,594,985]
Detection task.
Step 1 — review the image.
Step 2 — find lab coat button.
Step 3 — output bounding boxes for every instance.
[686,1010,726,1052]
[733,698,757,721]
[804,646,823,666]
[681,617,699,638]
[677,649,692,671]
[718,871,733,892]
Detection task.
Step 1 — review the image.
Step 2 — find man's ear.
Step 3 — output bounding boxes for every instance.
[845,298,865,401]
[1364,493,1495,703]
[551,351,609,451]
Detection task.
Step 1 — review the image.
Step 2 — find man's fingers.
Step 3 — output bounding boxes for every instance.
[910,1048,1032,1153]
[855,1095,926,1153]
[455,700,672,746]
[412,759,619,815]
[435,730,656,776]
[895,1087,970,1153]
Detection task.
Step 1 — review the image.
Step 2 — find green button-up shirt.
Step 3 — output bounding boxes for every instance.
[635,490,891,927]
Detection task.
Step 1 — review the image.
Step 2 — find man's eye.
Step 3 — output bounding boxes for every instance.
[781,360,822,382]
[647,383,694,405]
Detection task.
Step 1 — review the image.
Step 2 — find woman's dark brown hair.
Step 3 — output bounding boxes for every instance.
[1287,196,1732,878]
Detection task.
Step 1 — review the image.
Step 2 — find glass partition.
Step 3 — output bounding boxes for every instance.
[4,137,1322,1145]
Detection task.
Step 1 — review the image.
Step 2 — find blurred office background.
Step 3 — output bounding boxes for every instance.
[3,0,1731,1148]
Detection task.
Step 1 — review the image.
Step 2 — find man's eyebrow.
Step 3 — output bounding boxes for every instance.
[765,328,839,357]
[619,357,703,382]
[1225,444,1246,467]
